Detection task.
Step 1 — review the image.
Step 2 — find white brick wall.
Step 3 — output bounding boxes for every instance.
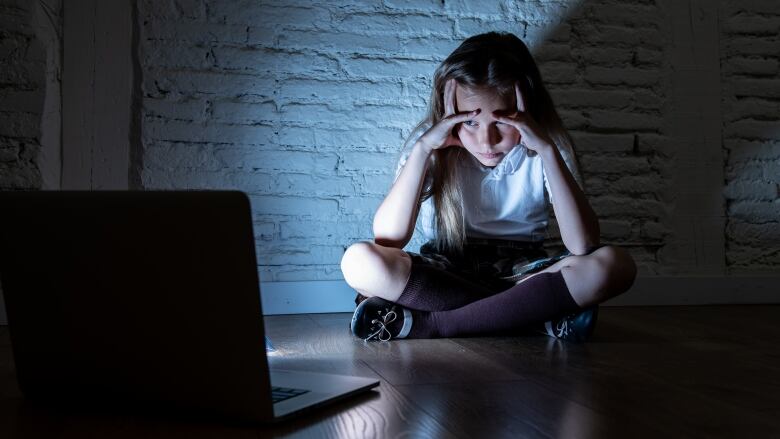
[133,0,777,281]
[720,0,780,274]
[0,0,61,190]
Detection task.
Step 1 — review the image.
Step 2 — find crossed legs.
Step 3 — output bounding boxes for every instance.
[340,241,638,309]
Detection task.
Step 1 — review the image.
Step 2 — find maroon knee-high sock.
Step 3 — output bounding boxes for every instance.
[407,271,582,338]
[393,260,499,312]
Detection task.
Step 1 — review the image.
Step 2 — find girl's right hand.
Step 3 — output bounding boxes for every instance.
[417,78,480,154]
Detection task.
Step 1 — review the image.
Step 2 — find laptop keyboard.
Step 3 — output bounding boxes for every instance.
[271,386,310,404]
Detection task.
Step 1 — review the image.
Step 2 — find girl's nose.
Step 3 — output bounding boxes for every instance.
[478,124,500,149]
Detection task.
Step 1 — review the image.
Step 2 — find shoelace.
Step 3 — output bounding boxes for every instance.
[555,317,573,337]
[364,309,398,342]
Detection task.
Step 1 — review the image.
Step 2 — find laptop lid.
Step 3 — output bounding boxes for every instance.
[0,190,276,422]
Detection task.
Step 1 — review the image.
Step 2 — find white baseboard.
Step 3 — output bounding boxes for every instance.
[1,276,778,324]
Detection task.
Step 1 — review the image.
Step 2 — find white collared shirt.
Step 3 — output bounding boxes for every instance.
[394,128,582,243]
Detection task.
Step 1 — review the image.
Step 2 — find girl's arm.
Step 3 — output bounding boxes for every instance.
[492,83,599,256]
[539,145,600,255]
[373,141,432,248]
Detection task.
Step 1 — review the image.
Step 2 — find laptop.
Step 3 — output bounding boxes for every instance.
[0,190,379,424]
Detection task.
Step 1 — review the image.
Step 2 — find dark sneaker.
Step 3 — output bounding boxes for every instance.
[355,292,368,307]
[350,296,412,342]
[539,305,599,343]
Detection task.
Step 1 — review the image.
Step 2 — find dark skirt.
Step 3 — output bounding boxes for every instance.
[354,237,583,307]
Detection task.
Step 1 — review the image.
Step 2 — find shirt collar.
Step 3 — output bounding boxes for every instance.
[462,143,526,177]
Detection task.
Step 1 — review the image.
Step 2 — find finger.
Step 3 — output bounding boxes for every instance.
[446,108,480,125]
[492,109,521,122]
[451,79,459,114]
[444,79,455,116]
[515,82,526,113]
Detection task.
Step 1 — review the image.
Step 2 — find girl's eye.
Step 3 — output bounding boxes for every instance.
[464,120,503,127]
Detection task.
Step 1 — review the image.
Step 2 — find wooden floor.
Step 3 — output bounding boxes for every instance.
[2,305,780,438]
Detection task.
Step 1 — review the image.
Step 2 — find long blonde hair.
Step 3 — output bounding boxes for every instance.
[400,32,583,257]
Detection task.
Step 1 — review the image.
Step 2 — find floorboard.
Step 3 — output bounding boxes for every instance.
[1,305,778,437]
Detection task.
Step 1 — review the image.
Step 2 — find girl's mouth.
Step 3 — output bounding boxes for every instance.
[478,152,503,159]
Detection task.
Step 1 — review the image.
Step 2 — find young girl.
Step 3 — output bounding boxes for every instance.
[340,32,637,343]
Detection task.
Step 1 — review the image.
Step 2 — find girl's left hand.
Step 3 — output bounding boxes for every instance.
[492,83,554,156]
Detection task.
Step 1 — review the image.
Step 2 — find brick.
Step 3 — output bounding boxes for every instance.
[727,200,779,222]
[256,244,345,266]
[339,56,437,79]
[143,68,276,98]
[211,101,277,124]
[277,29,403,54]
[338,13,453,36]
[724,119,780,140]
[579,155,651,175]
[143,97,207,121]
[726,98,780,122]
[577,47,634,65]
[724,14,780,34]
[143,119,275,144]
[726,221,780,246]
[584,66,660,87]
[278,79,401,103]
[280,220,367,240]
[583,2,660,28]
[723,179,778,201]
[732,78,780,98]
[214,47,339,75]
[0,161,41,189]
[455,17,520,38]
[400,36,462,59]
[724,139,780,162]
[253,221,275,241]
[725,37,780,57]
[635,48,663,66]
[557,109,588,130]
[726,243,780,270]
[143,44,215,69]
[571,132,634,153]
[551,88,633,109]
[207,2,330,27]
[724,161,765,180]
[532,43,572,62]
[599,219,634,240]
[587,110,663,131]
[0,89,44,112]
[313,127,403,150]
[338,194,384,215]
[538,62,576,84]
[0,111,39,137]
[640,221,671,240]
[590,195,666,219]
[724,57,779,76]
[143,20,247,44]
[587,174,666,195]
[144,142,340,173]
[248,194,340,217]
[338,151,395,174]
[444,0,503,16]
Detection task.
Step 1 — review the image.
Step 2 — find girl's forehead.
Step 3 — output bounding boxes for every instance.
[457,86,515,108]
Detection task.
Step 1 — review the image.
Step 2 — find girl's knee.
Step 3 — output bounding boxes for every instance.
[340,241,412,300]
[593,245,637,298]
[341,241,377,282]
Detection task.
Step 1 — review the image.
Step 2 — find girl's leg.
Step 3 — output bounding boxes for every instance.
[341,241,499,310]
[402,245,637,338]
[509,245,637,307]
[341,241,413,303]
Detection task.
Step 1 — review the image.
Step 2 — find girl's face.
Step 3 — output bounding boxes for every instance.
[454,86,521,168]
